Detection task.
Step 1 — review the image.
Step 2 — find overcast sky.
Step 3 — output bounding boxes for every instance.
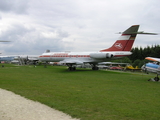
[0,0,159,55]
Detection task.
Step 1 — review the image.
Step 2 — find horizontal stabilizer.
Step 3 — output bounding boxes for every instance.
[136,32,158,35]
[118,31,158,35]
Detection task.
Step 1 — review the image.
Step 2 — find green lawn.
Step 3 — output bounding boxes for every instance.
[0,64,160,120]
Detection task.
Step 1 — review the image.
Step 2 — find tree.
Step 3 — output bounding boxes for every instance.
[127,44,160,67]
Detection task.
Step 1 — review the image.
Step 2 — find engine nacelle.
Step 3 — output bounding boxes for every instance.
[90,53,113,59]
[106,53,114,58]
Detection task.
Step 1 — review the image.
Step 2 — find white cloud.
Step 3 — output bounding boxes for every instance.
[0,0,159,55]
[0,0,29,14]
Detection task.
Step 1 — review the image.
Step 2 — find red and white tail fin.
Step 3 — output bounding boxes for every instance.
[100,25,139,52]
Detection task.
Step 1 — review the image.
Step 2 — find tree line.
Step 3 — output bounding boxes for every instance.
[113,45,160,68]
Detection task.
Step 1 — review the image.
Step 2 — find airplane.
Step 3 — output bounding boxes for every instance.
[0,56,15,62]
[38,25,156,71]
[141,57,160,81]
[0,40,39,64]
[0,55,39,65]
[13,55,39,65]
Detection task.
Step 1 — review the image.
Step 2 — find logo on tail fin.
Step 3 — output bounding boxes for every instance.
[115,43,123,49]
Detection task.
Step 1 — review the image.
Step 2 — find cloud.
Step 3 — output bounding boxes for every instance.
[0,0,160,55]
[0,23,72,54]
[0,0,29,14]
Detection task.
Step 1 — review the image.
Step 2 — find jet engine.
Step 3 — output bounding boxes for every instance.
[89,53,113,59]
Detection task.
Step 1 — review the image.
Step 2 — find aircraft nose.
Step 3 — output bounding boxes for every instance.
[141,65,145,71]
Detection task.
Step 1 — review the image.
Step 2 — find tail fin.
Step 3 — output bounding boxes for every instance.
[100,25,139,52]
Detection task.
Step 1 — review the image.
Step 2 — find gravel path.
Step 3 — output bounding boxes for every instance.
[0,88,79,120]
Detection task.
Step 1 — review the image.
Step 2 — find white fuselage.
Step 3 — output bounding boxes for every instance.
[39,51,132,64]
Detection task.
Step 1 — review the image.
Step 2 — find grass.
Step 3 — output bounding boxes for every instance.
[0,64,160,120]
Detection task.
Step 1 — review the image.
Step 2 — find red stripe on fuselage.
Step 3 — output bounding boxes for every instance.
[39,55,90,58]
[39,54,128,58]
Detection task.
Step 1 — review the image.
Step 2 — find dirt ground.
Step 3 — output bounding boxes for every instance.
[0,88,79,120]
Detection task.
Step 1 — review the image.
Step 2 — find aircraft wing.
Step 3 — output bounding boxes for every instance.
[98,62,129,65]
[145,57,160,62]
[27,55,39,61]
[28,58,38,61]
[59,60,83,65]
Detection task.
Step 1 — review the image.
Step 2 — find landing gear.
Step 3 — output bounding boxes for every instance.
[148,74,160,82]
[68,66,76,71]
[92,66,99,70]
[67,64,76,71]
[67,63,99,71]
[154,76,159,81]
[154,74,159,81]
[91,64,99,70]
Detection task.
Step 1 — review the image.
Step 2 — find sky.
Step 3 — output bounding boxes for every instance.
[0,0,159,55]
